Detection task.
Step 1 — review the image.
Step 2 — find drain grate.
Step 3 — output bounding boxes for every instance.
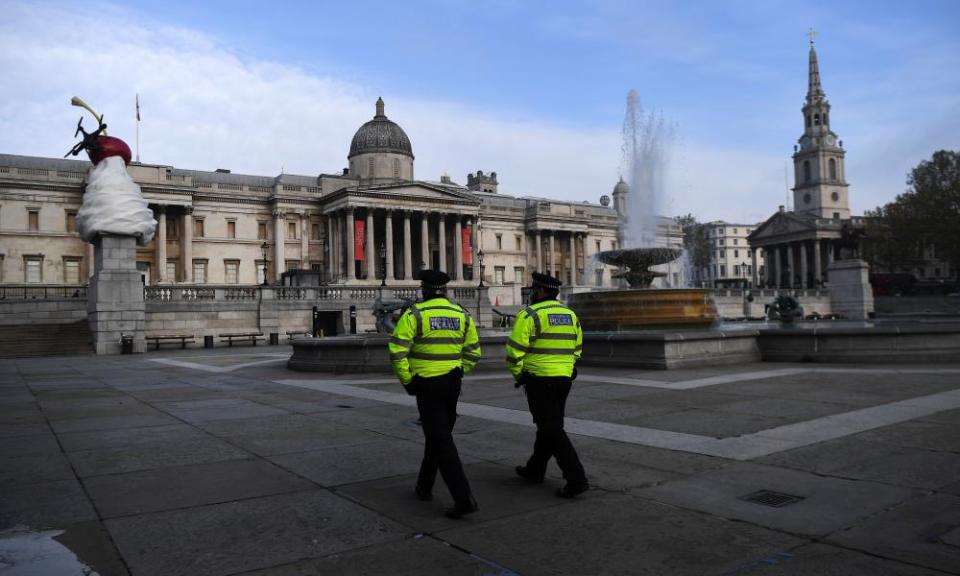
[740,490,805,508]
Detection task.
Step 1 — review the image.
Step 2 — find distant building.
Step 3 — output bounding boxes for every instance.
[699,221,764,289]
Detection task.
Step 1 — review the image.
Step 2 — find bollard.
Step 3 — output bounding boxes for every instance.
[269,333,279,345]
[204,335,214,349]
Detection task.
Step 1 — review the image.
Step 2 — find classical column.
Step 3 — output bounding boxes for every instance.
[420,212,430,274]
[569,233,577,286]
[826,240,835,265]
[469,217,478,281]
[751,248,759,288]
[535,231,543,273]
[331,211,340,280]
[156,205,168,283]
[453,216,463,281]
[325,214,334,281]
[365,209,375,280]
[87,242,95,279]
[773,245,782,289]
[786,243,795,288]
[273,209,285,281]
[182,206,193,283]
[438,213,447,273]
[549,231,556,277]
[300,212,309,268]
[800,241,809,289]
[385,210,395,281]
[813,239,822,287]
[345,208,356,280]
[403,211,413,280]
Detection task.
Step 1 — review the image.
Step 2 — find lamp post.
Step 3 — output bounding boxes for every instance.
[260,241,269,286]
[379,240,387,287]
[476,249,484,327]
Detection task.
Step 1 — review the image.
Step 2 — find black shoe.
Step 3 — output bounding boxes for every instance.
[444,497,478,519]
[556,483,589,499]
[515,465,544,484]
[414,485,432,502]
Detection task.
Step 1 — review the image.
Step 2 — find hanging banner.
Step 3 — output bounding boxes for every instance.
[462,226,473,265]
[354,219,365,261]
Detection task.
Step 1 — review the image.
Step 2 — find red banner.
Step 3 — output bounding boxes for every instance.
[462,227,473,265]
[354,219,365,261]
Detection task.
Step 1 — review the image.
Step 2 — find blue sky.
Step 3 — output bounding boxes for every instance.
[1,0,958,222]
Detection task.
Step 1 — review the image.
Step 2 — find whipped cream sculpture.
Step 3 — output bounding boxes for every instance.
[65,97,156,245]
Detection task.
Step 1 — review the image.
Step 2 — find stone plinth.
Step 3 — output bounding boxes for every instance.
[87,234,146,354]
[827,259,874,320]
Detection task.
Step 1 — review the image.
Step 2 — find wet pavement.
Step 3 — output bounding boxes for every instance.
[1,348,959,575]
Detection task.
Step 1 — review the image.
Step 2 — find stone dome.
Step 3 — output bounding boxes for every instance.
[613,176,629,195]
[348,98,414,159]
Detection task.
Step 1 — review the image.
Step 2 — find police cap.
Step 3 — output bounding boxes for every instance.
[532,272,562,289]
[419,269,450,290]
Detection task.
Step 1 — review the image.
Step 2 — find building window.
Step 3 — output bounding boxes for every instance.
[193,260,207,284]
[494,266,505,285]
[167,218,179,239]
[803,161,811,182]
[368,157,375,177]
[595,240,601,252]
[28,210,39,232]
[611,241,617,250]
[516,235,522,251]
[833,212,840,220]
[65,211,77,233]
[734,249,739,258]
[732,228,737,234]
[814,113,820,126]
[287,222,297,240]
[227,221,236,239]
[733,239,738,245]
[24,256,42,283]
[256,261,267,285]
[310,262,322,272]
[514,266,525,284]
[258,221,267,240]
[286,260,299,272]
[393,158,400,178]
[595,269,603,287]
[194,219,204,237]
[63,258,81,284]
[224,260,239,284]
[496,234,502,250]
[829,158,837,180]
[166,261,177,282]
[311,223,320,240]
[734,265,740,276]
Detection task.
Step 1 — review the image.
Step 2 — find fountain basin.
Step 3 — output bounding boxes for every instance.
[568,288,718,331]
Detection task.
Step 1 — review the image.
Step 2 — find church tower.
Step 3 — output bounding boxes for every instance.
[792,35,850,220]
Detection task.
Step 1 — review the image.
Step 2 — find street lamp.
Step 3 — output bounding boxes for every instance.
[260,241,269,286]
[379,240,387,287]
[477,249,485,287]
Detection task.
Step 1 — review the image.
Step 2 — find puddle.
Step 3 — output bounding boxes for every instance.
[0,526,99,576]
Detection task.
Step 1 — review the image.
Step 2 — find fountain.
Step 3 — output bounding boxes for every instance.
[568,91,718,331]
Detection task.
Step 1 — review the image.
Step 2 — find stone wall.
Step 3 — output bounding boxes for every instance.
[0,298,88,325]
[713,289,832,319]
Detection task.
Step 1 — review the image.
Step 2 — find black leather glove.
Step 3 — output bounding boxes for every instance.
[405,375,422,396]
[572,367,578,381]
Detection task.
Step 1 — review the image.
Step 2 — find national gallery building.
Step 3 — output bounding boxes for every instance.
[0,98,681,305]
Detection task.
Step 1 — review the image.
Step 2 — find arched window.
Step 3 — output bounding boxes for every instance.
[814,114,820,126]
[829,158,837,180]
[803,160,811,182]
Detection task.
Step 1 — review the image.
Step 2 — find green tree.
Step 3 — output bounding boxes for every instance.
[675,214,711,284]
[865,150,960,279]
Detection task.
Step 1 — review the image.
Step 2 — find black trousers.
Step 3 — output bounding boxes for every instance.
[413,370,473,505]
[523,375,587,485]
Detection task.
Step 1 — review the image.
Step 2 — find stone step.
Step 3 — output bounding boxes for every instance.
[0,321,92,358]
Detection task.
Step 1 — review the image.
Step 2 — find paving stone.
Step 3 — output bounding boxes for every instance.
[637,461,918,537]
[200,413,380,456]
[755,436,905,473]
[52,520,132,576]
[0,452,75,489]
[0,478,97,531]
[269,438,431,487]
[85,458,315,518]
[49,412,182,434]
[830,447,960,490]
[57,423,207,452]
[722,542,951,575]
[105,490,407,576]
[155,397,291,423]
[0,421,50,438]
[854,420,960,453]
[441,492,804,576]
[67,435,250,477]
[827,493,960,574]
[0,433,61,459]
[236,535,491,576]
[627,408,792,438]
[707,396,856,422]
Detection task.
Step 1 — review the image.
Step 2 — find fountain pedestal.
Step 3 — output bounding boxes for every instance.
[827,259,874,320]
[87,234,146,354]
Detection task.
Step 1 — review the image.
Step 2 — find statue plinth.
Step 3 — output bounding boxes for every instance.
[87,234,146,354]
[827,258,874,320]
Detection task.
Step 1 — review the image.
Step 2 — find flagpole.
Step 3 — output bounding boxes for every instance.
[135,93,141,163]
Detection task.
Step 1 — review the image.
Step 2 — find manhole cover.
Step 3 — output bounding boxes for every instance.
[740,490,805,508]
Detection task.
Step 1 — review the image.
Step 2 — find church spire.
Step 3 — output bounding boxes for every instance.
[806,30,826,105]
[375,97,385,118]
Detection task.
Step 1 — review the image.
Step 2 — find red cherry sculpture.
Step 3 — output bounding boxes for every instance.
[88,135,132,165]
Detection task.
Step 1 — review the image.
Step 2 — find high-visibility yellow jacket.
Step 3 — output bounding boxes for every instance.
[506,299,582,379]
[389,297,481,387]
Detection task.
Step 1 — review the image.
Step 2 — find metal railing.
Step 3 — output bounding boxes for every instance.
[0,285,87,300]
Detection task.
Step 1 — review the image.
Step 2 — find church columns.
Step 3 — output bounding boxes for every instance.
[786,243,795,288]
[773,246,782,289]
[156,206,168,283]
[549,231,556,277]
[325,213,335,282]
[365,210,375,279]
[420,212,430,275]
[813,239,822,287]
[385,210,395,281]
[800,241,809,289]
[87,242,95,280]
[453,217,463,280]
[300,212,309,269]
[751,248,759,288]
[345,208,356,281]
[403,211,413,280]
[569,233,577,286]
[535,231,543,273]
[272,210,285,281]
[182,207,193,283]
[438,213,447,273]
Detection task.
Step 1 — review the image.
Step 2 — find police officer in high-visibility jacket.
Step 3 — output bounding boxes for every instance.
[389,269,481,518]
[507,272,588,498]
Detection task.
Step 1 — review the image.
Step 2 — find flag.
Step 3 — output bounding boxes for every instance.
[136,94,140,121]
